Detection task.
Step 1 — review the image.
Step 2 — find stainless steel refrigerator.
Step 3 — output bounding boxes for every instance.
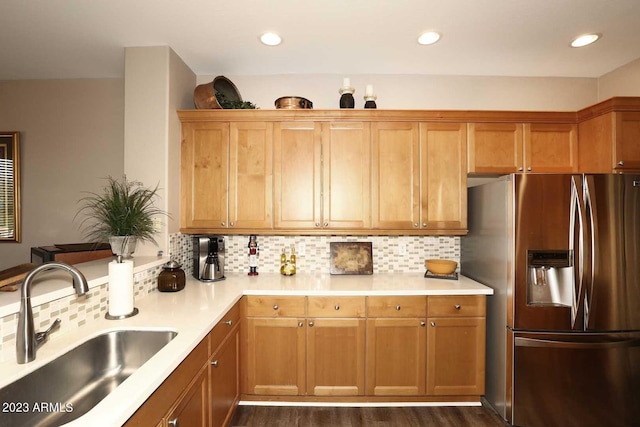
[461,174,640,427]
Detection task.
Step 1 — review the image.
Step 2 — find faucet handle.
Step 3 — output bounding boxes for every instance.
[35,318,61,347]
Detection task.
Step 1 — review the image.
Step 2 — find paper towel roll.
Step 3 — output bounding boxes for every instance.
[108,260,134,317]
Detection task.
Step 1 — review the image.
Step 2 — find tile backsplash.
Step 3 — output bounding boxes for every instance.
[171,233,460,276]
[1,233,459,361]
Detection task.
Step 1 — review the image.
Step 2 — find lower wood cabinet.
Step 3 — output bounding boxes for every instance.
[242,294,487,401]
[124,301,241,427]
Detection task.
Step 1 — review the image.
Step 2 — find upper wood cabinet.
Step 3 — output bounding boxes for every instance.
[420,123,467,231]
[181,122,229,229]
[468,122,577,174]
[579,111,640,173]
[181,121,273,231]
[273,121,371,231]
[371,122,420,230]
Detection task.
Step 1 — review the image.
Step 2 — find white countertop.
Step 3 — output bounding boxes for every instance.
[0,266,492,427]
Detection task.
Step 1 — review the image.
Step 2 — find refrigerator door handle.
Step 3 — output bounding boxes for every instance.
[583,175,598,330]
[515,336,640,350]
[570,176,587,330]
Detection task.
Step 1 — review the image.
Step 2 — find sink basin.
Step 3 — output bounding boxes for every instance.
[0,329,177,427]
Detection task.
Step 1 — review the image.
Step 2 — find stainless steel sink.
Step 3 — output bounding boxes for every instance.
[0,329,177,427]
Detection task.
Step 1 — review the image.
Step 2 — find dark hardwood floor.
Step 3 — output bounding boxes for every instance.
[229,404,508,427]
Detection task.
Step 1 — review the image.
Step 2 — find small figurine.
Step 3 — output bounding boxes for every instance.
[248,235,259,276]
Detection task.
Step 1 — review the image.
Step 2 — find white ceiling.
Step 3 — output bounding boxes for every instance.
[1,0,640,80]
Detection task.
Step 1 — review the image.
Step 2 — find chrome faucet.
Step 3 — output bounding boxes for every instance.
[16,262,89,364]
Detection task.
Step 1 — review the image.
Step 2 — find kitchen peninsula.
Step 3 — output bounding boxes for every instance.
[0,258,491,427]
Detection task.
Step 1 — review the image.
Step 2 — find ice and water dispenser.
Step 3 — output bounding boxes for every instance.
[527,250,573,307]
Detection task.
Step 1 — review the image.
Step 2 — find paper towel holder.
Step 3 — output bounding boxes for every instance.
[105,307,139,320]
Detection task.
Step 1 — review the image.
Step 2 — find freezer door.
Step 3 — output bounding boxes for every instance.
[585,174,640,331]
[512,331,640,427]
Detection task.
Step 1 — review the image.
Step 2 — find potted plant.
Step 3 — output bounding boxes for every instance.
[75,176,169,258]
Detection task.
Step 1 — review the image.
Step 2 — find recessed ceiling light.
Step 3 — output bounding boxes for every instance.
[417,31,441,46]
[570,33,600,48]
[260,32,282,46]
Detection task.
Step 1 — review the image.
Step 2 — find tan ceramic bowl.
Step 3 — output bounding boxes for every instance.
[425,259,457,275]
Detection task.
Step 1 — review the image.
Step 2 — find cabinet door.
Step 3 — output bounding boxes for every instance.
[322,122,371,229]
[210,327,240,427]
[426,317,486,396]
[524,123,578,173]
[365,318,426,396]
[274,122,322,229]
[229,122,273,229]
[420,123,467,232]
[468,123,523,173]
[307,318,366,396]
[181,122,229,229]
[371,122,420,230]
[615,112,640,171]
[165,366,209,427]
[578,113,614,173]
[245,317,306,395]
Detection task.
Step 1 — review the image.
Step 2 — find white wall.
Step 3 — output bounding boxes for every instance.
[0,79,124,270]
[124,46,195,256]
[197,74,598,111]
[598,57,640,100]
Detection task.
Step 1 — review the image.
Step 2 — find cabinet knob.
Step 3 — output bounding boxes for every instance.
[420,321,426,327]
[323,222,329,227]
[315,222,321,227]
[335,305,340,310]
[518,167,523,172]
[395,305,401,311]
[527,167,532,171]
[618,160,625,166]
[225,320,233,326]
[211,360,218,367]
[221,221,226,227]
[422,223,427,227]
[229,221,235,227]
[430,321,436,327]
[455,304,461,310]
[413,223,419,228]
[308,321,314,327]
[168,418,179,427]
[273,305,279,310]
[298,321,304,327]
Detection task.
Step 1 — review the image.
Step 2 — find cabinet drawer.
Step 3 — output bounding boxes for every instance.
[367,296,427,317]
[210,301,241,353]
[307,296,366,318]
[245,295,306,317]
[427,296,485,317]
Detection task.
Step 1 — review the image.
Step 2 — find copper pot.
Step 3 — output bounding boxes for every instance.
[274,96,313,109]
[193,76,242,109]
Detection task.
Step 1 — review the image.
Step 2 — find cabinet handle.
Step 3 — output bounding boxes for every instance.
[225,320,233,326]
[430,321,436,327]
[335,305,340,311]
[618,160,625,166]
[455,304,461,310]
[309,321,314,327]
[168,418,179,427]
[221,222,226,227]
[395,305,401,311]
[211,360,218,367]
[273,305,279,310]
[420,321,426,327]
[298,321,304,327]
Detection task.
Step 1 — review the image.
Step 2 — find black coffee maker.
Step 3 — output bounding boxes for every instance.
[193,236,225,281]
